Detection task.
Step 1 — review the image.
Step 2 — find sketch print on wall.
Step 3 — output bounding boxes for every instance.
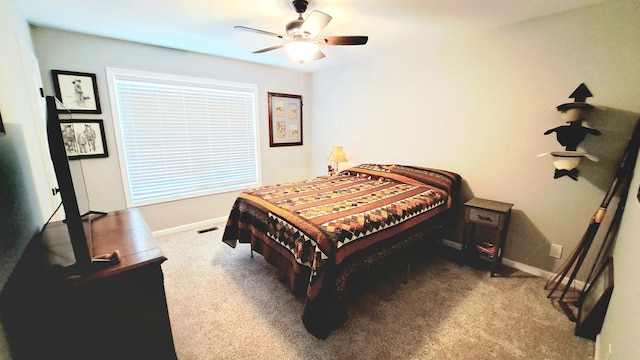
[59,120,108,160]
[52,70,102,114]
[268,92,303,147]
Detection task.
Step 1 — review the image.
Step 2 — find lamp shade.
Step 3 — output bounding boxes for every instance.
[284,40,319,63]
[327,146,348,163]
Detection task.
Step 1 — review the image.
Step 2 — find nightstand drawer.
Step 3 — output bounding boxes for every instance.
[468,208,501,226]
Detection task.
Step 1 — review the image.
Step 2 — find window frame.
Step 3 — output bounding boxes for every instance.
[105,67,262,207]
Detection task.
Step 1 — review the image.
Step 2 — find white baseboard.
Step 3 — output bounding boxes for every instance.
[441,238,463,250]
[594,334,601,360]
[441,238,586,288]
[152,216,227,237]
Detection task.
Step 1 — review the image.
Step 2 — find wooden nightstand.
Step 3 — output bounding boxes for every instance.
[461,198,513,277]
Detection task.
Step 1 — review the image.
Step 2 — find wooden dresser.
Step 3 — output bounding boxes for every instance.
[1,208,177,360]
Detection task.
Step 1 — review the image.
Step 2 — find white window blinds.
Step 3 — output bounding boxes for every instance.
[106,68,260,206]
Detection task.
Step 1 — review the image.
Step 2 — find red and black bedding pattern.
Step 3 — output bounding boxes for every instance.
[222,164,460,338]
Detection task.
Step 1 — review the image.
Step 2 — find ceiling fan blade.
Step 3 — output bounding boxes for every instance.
[312,50,326,61]
[321,36,369,46]
[252,44,284,54]
[300,10,332,37]
[234,25,283,39]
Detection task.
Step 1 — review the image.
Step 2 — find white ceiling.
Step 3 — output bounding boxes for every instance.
[16,0,607,72]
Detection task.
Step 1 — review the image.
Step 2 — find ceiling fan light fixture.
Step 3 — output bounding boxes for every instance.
[234,2,367,63]
[284,40,319,63]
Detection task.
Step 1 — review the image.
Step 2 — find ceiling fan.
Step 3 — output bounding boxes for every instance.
[234,0,368,63]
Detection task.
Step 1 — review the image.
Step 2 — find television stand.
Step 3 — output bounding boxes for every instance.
[5,208,177,359]
[81,210,108,217]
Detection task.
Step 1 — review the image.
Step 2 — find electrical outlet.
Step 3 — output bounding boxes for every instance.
[550,244,563,259]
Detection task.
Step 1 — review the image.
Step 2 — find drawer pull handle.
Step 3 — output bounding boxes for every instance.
[478,215,493,222]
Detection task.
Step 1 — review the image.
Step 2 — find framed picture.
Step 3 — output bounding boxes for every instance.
[59,120,109,160]
[268,92,303,147]
[52,70,102,114]
[575,257,614,340]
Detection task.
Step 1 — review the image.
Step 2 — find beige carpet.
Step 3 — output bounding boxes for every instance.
[156,224,594,360]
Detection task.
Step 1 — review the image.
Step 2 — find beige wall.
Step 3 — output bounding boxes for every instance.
[31,28,313,231]
[7,0,639,358]
[310,0,640,358]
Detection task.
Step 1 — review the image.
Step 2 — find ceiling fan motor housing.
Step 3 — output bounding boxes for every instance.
[287,0,310,37]
[286,19,305,37]
[292,0,309,14]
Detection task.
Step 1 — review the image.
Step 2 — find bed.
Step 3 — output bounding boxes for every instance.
[222,164,461,338]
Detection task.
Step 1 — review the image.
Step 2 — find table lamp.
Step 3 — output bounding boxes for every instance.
[327,146,348,175]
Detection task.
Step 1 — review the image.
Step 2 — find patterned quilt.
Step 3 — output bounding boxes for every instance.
[222,164,460,338]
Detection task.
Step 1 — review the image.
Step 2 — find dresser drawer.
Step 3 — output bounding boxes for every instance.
[468,208,501,226]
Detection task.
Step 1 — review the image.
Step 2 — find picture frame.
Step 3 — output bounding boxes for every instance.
[52,70,102,114]
[268,92,303,147]
[575,257,614,340]
[59,119,109,160]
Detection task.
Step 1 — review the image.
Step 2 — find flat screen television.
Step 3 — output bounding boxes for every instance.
[45,95,108,271]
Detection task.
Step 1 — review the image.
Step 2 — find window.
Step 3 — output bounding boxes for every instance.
[106,68,260,207]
